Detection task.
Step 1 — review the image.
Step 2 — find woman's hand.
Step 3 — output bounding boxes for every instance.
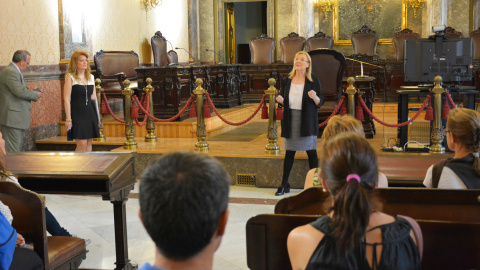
[308,90,320,105]
[16,233,25,248]
[65,121,72,131]
[276,95,284,105]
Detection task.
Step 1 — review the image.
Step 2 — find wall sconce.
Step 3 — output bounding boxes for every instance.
[314,0,334,21]
[357,0,381,12]
[142,0,162,12]
[405,0,426,18]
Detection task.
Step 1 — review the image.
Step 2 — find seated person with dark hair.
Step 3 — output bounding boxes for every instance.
[138,151,230,270]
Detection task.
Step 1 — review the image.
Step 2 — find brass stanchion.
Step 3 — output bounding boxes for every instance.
[144,78,157,142]
[94,79,106,142]
[345,77,357,117]
[194,78,209,152]
[430,76,445,153]
[122,80,137,149]
[265,78,280,155]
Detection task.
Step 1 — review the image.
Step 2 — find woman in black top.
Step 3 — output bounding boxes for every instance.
[275,51,324,196]
[287,133,422,270]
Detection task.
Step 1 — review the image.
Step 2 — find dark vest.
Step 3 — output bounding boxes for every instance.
[445,154,480,189]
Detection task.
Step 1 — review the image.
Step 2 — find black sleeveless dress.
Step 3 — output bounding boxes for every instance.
[306,215,422,270]
[69,74,100,140]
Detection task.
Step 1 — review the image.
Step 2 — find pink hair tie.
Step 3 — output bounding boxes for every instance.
[346,174,361,183]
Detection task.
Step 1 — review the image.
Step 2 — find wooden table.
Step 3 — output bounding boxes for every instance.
[6,151,136,270]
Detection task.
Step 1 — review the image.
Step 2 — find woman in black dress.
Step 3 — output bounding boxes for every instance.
[64,50,99,151]
[287,133,422,270]
[275,51,324,195]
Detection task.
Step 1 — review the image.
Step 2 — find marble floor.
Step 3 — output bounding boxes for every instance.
[45,184,304,270]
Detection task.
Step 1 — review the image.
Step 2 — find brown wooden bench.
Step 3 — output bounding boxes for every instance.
[275,187,480,224]
[94,50,140,99]
[246,214,480,270]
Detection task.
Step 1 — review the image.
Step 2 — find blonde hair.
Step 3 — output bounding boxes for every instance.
[67,50,91,83]
[322,115,365,140]
[447,107,480,175]
[288,51,313,82]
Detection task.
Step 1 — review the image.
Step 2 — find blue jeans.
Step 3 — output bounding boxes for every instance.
[45,207,72,237]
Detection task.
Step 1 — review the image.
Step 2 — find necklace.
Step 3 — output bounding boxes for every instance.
[81,77,88,105]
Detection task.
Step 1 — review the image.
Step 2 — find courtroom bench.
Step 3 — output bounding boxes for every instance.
[275,187,480,224]
[246,214,480,270]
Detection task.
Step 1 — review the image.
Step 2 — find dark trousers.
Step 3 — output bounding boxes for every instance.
[281,149,318,187]
[9,247,43,270]
[45,207,71,236]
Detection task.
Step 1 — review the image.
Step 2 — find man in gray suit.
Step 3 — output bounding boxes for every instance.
[0,50,42,152]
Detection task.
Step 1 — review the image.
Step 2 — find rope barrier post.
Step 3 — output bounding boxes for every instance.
[345,77,357,117]
[144,78,157,143]
[265,78,280,155]
[94,78,106,142]
[430,76,445,153]
[122,79,137,149]
[194,78,209,152]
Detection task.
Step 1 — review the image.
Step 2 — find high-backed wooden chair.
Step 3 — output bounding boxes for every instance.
[392,28,421,61]
[249,34,276,64]
[0,182,87,270]
[309,49,346,127]
[279,32,305,64]
[351,25,379,55]
[151,31,168,67]
[471,27,480,59]
[306,31,334,51]
[444,26,463,39]
[94,50,139,99]
[167,50,179,66]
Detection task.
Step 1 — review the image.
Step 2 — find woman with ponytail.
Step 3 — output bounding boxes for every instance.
[288,133,421,270]
[424,107,480,189]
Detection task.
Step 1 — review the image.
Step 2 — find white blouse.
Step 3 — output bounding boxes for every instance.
[289,83,304,110]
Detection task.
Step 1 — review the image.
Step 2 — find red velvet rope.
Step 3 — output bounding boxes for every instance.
[318,96,345,128]
[445,92,457,109]
[102,93,126,123]
[133,94,194,122]
[358,94,431,127]
[133,94,149,127]
[206,93,266,126]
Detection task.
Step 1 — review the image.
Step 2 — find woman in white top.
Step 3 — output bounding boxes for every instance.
[63,50,100,152]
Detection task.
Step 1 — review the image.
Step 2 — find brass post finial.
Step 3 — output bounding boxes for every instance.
[194,78,209,152]
[345,77,357,117]
[122,79,137,149]
[265,78,280,155]
[144,77,157,143]
[430,76,445,153]
[94,79,106,142]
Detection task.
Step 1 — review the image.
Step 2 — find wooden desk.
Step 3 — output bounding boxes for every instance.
[6,151,136,270]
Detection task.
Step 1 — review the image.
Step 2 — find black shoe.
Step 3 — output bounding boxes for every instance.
[275,185,290,196]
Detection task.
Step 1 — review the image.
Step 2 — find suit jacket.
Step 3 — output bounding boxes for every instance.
[280,74,324,138]
[0,63,39,129]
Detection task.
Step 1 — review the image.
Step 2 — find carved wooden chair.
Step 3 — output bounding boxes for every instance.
[0,182,87,270]
[94,50,139,99]
[351,25,379,55]
[309,49,346,128]
[151,31,168,67]
[471,27,480,59]
[306,31,334,51]
[279,32,306,64]
[167,50,179,66]
[249,34,276,64]
[392,28,421,61]
[444,26,463,39]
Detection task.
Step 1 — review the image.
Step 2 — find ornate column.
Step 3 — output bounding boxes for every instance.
[422,0,448,38]
[293,0,315,39]
[188,0,200,62]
